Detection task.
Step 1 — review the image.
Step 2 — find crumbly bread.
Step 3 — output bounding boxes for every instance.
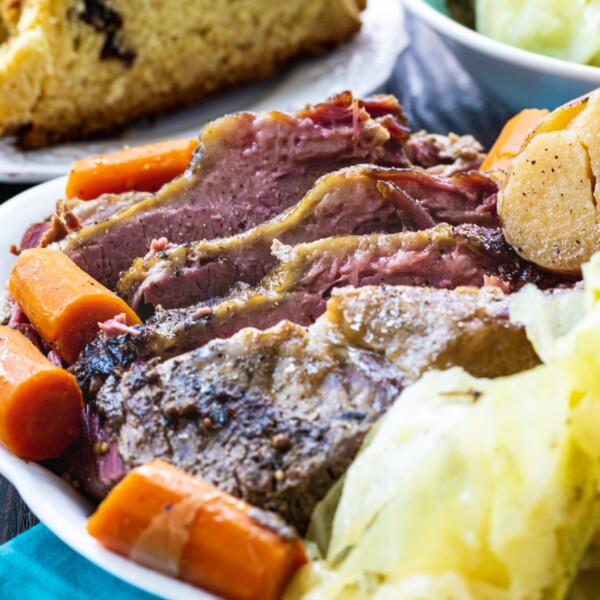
[0,0,365,148]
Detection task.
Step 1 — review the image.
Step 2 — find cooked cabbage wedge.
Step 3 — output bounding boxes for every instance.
[285,255,600,600]
[475,0,600,66]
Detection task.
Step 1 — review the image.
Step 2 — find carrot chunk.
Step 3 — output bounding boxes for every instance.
[9,248,141,364]
[88,460,307,600]
[65,138,198,200]
[480,108,549,172]
[0,326,83,460]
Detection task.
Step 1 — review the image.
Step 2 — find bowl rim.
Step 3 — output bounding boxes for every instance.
[403,0,600,84]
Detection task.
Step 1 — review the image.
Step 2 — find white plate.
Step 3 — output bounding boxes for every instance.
[0,0,406,184]
[0,178,220,598]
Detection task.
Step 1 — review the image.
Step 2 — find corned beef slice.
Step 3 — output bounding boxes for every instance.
[55,93,413,288]
[71,224,563,398]
[117,167,499,313]
[60,285,539,532]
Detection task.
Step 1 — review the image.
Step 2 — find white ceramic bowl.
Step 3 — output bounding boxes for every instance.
[403,0,600,112]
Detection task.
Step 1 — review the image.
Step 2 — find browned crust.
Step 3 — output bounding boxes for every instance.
[17,22,361,149]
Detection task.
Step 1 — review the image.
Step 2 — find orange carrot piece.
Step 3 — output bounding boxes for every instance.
[88,460,307,600]
[480,108,550,172]
[0,326,82,460]
[65,138,198,201]
[9,249,141,364]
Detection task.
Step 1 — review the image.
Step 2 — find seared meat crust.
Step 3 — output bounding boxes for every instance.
[62,285,539,534]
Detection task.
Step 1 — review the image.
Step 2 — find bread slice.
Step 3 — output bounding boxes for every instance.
[0,0,365,148]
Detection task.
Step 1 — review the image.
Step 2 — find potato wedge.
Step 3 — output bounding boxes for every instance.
[524,95,588,144]
[499,90,600,275]
[569,91,600,198]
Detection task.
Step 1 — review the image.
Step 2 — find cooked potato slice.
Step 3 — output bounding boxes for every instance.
[498,130,600,275]
[569,91,600,198]
[524,95,588,143]
[499,89,600,275]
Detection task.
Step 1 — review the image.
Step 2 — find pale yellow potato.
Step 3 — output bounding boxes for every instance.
[498,89,600,274]
[524,94,588,144]
[569,91,600,198]
[498,130,600,275]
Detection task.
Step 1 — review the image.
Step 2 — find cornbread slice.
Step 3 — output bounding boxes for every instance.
[0,0,365,148]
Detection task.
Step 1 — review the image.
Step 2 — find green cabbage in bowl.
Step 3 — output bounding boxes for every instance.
[431,0,600,67]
